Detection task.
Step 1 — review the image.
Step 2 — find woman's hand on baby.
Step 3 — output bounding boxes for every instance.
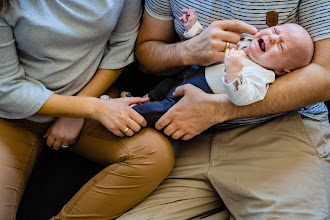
[224,48,245,83]
[43,117,85,150]
[179,7,198,31]
[93,97,149,137]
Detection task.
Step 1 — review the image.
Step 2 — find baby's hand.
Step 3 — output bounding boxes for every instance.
[179,7,198,32]
[224,48,245,83]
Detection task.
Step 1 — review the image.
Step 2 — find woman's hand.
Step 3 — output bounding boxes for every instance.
[92,97,149,137]
[43,117,85,150]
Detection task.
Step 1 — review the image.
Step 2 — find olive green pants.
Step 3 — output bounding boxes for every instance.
[119,111,330,220]
[0,118,174,220]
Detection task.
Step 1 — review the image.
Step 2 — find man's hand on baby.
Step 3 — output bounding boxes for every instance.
[182,20,257,66]
[224,48,245,83]
[179,7,198,31]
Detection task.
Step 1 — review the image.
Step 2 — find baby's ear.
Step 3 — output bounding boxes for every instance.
[275,69,290,75]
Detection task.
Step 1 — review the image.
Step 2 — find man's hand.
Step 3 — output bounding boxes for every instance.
[155,84,228,140]
[182,20,257,67]
[135,11,257,75]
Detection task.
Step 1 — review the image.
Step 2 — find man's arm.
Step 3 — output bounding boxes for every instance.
[135,10,257,76]
[156,38,330,140]
[226,38,330,118]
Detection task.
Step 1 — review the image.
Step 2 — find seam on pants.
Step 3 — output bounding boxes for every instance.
[296,113,323,159]
[206,132,215,178]
[59,163,121,218]
[129,187,193,219]
[80,130,131,156]
[13,136,39,220]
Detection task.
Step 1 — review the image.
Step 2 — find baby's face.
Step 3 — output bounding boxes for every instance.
[245,24,312,75]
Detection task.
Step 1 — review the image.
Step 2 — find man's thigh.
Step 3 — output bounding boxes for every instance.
[118,133,227,220]
[209,111,329,219]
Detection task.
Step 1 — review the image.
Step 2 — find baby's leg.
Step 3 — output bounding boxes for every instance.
[133,98,177,127]
[148,77,182,101]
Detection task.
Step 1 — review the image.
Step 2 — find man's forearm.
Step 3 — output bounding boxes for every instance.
[135,40,187,76]
[216,55,330,123]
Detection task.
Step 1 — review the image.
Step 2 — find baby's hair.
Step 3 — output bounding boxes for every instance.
[287,23,314,70]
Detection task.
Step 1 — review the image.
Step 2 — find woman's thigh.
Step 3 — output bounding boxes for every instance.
[53,119,174,219]
[209,111,330,220]
[0,119,44,220]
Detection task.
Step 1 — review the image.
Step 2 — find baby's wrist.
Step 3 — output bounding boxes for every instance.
[183,21,203,39]
[225,71,241,83]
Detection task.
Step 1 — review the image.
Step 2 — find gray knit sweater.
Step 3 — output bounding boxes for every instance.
[0,0,141,122]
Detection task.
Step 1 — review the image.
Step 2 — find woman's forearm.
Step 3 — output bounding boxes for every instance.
[36,68,123,119]
[76,68,124,97]
[36,94,100,119]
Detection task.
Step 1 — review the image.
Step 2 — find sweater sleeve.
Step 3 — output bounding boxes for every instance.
[0,17,53,119]
[222,60,275,106]
[99,0,142,70]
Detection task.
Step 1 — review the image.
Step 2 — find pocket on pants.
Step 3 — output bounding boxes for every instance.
[300,115,330,158]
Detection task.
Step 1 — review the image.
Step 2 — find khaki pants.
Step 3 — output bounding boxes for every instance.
[118,111,330,220]
[0,118,174,220]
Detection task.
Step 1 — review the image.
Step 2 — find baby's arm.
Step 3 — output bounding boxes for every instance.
[179,7,198,32]
[179,8,203,39]
[224,48,245,83]
[223,49,276,106]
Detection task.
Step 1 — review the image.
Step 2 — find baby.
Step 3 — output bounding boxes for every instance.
[131,7,314,126]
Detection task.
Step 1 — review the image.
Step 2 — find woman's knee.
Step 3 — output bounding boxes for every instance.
[124,127,174,177]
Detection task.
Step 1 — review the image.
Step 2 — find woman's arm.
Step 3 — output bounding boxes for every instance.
[42,68,123,150]
[76,68,123,97]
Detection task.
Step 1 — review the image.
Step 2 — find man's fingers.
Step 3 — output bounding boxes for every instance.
[172,84,188,98]
[173,84,203,98]
[155,112,172,130]
[181,133,194,141]
[171,130,185,140]
[215,20,257,35]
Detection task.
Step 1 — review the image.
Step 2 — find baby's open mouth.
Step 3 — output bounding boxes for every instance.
[258,39,265,52]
